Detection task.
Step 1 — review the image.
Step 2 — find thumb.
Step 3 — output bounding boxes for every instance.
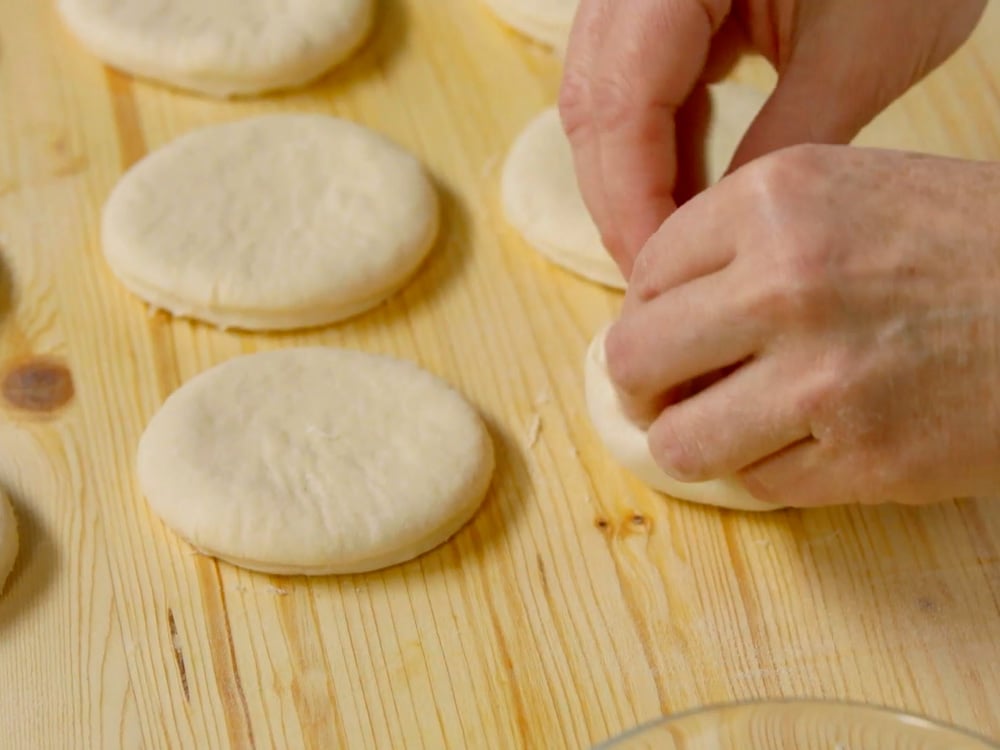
[728,51,888,170]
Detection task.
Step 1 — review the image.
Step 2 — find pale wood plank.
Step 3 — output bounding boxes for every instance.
[1,0,998,747]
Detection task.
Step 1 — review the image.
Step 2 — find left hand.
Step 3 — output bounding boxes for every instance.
[605,143,1000,506]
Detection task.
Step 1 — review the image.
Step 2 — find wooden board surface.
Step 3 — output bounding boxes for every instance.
[2,1,1000,747]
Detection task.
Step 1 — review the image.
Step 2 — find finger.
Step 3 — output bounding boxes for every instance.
[559,0,619,270]
[646,356,813,482]
[589,0,730,273]
[701,16,751,84]
[625,179,739,313]
[605,267,763,423]
[728,46,890,171]
[737,438,855,507]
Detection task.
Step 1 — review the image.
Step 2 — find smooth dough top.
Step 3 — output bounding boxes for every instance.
[102,114,438,331]
[481,0,578,50]
[502,107,626,289]
[585,327,778,512]
[0,489,17,593]
[138,347,495,574]
[58,0,374,97]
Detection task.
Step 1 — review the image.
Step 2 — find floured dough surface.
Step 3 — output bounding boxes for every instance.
[0,489,17,593]
[502,107,625,289]
[103,114,438,331]
[481,0,577,51]
[585,327,778,512]
[58,0,373,97]
[138,348,495,575]
[501,84,766,290]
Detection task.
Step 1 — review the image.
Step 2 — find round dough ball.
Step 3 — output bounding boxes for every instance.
[502,108,626,289]
[0,489,18,593]
[58,0,374,97]
[585,327,778,512]
[138,347,495,574]
[103,114,439,331]
[481,0,577,51]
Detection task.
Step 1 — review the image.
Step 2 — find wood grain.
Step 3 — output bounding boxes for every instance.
[1,1,999,748]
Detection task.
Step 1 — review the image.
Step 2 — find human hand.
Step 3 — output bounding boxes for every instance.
[605,145,1000,506]
[559,0,986,277]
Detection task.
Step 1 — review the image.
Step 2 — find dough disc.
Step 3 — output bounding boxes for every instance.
[138,348,495,575]
[102,114,438,331]
[0,489,18,593]
[585,327,778,512]
[501,84,766,290]
[58,0,373,97]
[481,0,577,51]
[502,108,626,289]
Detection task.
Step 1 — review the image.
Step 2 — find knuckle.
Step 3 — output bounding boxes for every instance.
[591,73,641,135]
[745,236,838,326]
[795,353,850,424]
[603,323,644,396]
[557,69,592,140]
[648,412,711,482]
[743,144,825,214]
[628,250,660,302]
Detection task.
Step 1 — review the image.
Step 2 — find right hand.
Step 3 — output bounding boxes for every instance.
[558,0,987,277]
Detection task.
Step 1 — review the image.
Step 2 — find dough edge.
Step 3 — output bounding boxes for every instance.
[57,0,375,97]
[585,325,779,512]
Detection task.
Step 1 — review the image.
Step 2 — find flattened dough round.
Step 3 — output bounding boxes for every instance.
[502,107,625,289]
[501,84,766,290]
[58,0,373,97]
[0,489,18,593]
[138,348,495,574]
[481,0,577,51]
[103,115,438,331]
[585,327,778,512]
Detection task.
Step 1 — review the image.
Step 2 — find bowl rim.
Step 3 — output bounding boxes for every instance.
[592,698,1000,750]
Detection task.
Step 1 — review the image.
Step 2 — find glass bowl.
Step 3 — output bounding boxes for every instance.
[594,700,999,749]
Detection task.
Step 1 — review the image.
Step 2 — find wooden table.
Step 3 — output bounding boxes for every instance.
[2,1,999,747]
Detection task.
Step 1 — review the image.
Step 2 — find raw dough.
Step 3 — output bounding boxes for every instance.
[585,327,778,512]
[501,84,767,290]
[0,489,17,593]
[702,82,769,182]
[103,114,438,331]
[58,0,373,97]
[502,107,625,289]
[138,347,495,575]
[481,0,577,51]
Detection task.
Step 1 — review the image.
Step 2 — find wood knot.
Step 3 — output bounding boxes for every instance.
[2,357,75,412]
[594,517,610,533]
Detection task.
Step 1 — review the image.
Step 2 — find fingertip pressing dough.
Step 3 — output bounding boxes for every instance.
[501,84,767,290]
[481,0,577,51]
[501,108,626,289]
[0,489,18,593]
[102,114,438,331]
[138,347,495,575]
[57,0,374,97]
[585,327,778,512]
